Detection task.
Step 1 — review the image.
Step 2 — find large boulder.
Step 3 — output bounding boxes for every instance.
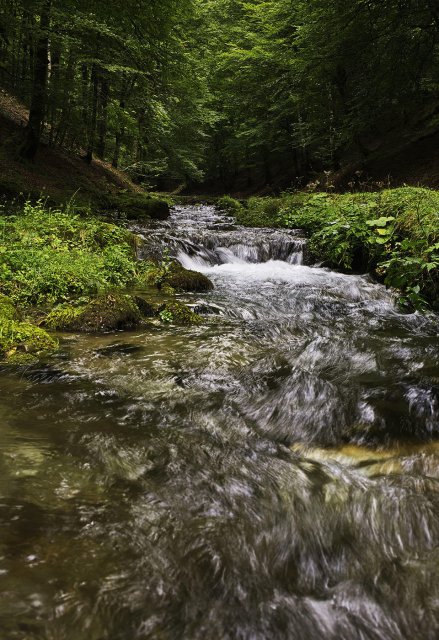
[106,193,170,221]
[145,262,214,293]
[0,319,58,364]
[45,294,146,332]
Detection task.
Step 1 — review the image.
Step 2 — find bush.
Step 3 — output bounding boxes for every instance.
[278,188,439,310]
[217,196,244,216]
[0,200,144,304]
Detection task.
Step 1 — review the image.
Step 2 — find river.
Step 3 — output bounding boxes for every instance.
[1,205,439,639]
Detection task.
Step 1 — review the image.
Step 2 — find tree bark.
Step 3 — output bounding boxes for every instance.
[96,73,109,159]
[85,63,98,164]
[19,0,51,161]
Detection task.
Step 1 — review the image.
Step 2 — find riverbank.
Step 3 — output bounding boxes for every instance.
[0,200,211,364]
[219,187,439,310]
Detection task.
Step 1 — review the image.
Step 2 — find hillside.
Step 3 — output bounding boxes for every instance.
[0,90,168,218]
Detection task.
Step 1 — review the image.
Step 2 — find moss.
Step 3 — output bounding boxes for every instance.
[45,305,84,331]
[143,262,214,293]
[133,296,155,317]
[0,319,58,362]
[0,294,17,320]
[165,265,214,293]
[5,352,41,366]
[157,302,203,325]
[106,192,170,220]
[46,294,144,333]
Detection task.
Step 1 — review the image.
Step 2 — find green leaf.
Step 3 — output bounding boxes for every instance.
[366,217,395,227]
[376,228,391,236]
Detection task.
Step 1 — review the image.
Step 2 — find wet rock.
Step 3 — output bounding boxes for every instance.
[164,265,214,293]
[133,296,156,317]
[193,303,222,316]
[45,294,145,333]
[144,262,214,293]
[157,301,203,325]
[0,319,58,363]
[95,344,144,357]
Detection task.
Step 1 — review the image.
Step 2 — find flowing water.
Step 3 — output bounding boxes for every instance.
[1,205,439,639]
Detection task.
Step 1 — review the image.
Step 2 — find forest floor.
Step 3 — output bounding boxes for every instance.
[0,89,146,208]
[333,129,439,191]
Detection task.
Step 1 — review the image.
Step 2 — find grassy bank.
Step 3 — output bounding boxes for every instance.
[219,188,439,310]
[0,200,209,363]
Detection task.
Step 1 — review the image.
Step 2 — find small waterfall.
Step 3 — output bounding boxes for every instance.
[135,204,307,267]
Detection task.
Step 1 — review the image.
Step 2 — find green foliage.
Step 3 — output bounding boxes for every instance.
[217,196,244,216]
[277,187,439,310]
[0,293,17,320]
[0,0,210,184]
[236,197,284,228]
[0,200,142,304]
[159,309,174,323]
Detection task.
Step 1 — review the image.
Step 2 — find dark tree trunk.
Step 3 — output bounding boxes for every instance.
[48,42,61,146]
[96,73,109,159]
[112,89,126,169]
[85,63,98,164]
[54,48,75,147]
[19,0,51,161]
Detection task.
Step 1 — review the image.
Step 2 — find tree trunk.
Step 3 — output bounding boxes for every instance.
[96,73,109,159]
[85,63,98,164]
[19,0,51,161]
[112,88,126,169]
[48,41,61,146]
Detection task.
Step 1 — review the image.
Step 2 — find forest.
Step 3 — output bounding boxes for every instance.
[2,0,439,190]
[2,3,439,640]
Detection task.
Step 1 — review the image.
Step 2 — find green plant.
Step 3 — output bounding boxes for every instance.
[0,200,142,304]
[159,309,174,323]
[277,187,439,310]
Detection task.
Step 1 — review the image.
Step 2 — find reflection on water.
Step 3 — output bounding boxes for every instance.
[1,205,439,639]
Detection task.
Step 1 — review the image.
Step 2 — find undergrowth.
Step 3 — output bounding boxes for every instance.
[228,187,439,310]
[0,199,148,305]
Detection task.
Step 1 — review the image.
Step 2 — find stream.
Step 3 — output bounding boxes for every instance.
[1,205,439,639]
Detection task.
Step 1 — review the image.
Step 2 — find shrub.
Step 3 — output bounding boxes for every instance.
[278,188,439,310]
[0,200,143,304]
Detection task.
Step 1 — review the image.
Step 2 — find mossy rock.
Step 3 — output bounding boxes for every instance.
[144,262,214,293]
[0,294,17,320]
[157,302,203,326]
[0,318,58,363]
[46,294,145,333]
[107,193,170,221]
[164,265,214,293]
[133,296,156,318]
